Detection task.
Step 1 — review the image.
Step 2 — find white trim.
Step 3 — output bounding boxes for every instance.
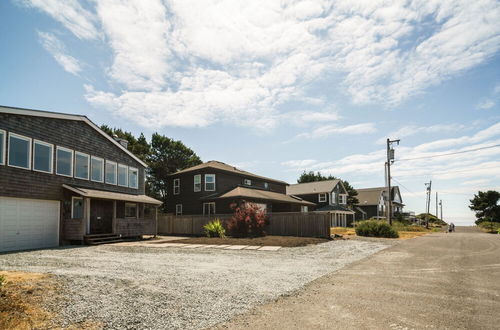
[203,202,216,216]
[105,160,117,185]
[0,106,148,168]
[204,174,216,191]
[56,146,74,177]
[90,156,104,183]
[173,178,180,195]
[194,174,201,192]
[128,167,138,189]
[118,163,129,187]
[74,151,90,180]
[0,129,5,165]
[71,196,83,219]
[7,132,32,170]
[318,193,327,202]
[32,139,53,174]
[175,204,183,215]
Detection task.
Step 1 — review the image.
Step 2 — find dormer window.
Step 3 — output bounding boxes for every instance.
[319,193,327,202]
[243,179,252,186]
[264,182,269,190]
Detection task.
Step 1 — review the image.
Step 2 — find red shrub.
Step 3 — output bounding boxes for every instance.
[227,201,269,237]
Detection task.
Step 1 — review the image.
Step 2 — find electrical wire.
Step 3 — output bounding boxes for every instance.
[395,143,500,162]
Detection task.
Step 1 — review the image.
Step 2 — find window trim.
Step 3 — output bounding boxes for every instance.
[56,146,74,177]
[74,151,90,180]
[203,202,216,216]
[7,132,32,170]
[318,193,327,203]
[194,174,201,192]
[117,164,129,187]
[128,167,138,189]
[204,174,216,191]
[175,204,183,215]
[105,160,118,185]
[90,156,104,183]
[173,178,180,195]
[71,196,84,219]
[32,139,53,174]
[0,129,5,165]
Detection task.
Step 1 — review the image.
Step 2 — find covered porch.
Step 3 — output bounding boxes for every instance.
[316,205,356,227]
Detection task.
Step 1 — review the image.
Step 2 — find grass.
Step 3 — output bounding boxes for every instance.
[331,221,440,240]
[168,235,329,247]
[477,221,500,234]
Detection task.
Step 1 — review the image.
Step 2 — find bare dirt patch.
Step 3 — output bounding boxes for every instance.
[167,235,329,247]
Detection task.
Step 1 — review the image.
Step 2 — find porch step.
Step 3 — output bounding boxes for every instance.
[84,233,123,245]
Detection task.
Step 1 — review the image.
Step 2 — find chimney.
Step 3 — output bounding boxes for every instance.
[113,134,129,149]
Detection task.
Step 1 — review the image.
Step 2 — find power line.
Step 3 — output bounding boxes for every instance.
[396,143,500,162]
[391,177,416,194]
[392,163,500,178]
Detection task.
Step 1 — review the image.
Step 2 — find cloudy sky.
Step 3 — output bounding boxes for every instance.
[1,0,499,224]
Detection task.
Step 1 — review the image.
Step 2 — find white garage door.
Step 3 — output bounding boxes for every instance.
[0,197,60,252]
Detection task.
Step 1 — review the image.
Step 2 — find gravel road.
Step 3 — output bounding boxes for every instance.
[0,239,390,329]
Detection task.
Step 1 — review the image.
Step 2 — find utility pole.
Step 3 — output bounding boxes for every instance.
[425,181,432,229]
[435,192,438,217]
[386,138,400,226]
[439,199,443,221]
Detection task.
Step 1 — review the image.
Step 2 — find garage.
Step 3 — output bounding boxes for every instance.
[0,197,60,252]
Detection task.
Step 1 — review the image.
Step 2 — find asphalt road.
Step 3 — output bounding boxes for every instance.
[215,227,500,330]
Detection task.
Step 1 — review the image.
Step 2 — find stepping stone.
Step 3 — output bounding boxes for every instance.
[211,245,232,249]
[159,243,187,247]
[258,246,282,251]
[182,244,205,248]
[243,246,261,250]
[225,245,249,250]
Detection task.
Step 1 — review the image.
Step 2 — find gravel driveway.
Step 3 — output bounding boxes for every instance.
[0,239,390,329]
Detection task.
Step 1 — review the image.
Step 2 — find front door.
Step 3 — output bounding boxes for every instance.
[89,199,113,234]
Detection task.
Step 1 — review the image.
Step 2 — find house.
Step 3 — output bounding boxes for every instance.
[354,186,404,220]
[165,161,314,215]
[0,105,162,253]
[286,180,355,227]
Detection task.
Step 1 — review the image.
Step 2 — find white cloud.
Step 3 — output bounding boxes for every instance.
[476,99,496,110]
[376,123,466,144]
[296,123,377,139]
[38,31,82,75]
[281,159,318,168]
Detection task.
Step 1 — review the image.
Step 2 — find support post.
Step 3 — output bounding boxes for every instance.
[84,197,91,235]
[112,200,117,234]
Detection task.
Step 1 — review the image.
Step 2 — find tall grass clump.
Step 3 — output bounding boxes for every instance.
[355,220,399,238]
[203,218,226,238]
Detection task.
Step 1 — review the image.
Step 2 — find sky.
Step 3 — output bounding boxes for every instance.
[1,0,499,225]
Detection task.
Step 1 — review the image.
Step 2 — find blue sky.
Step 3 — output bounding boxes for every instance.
[1,0,499,224]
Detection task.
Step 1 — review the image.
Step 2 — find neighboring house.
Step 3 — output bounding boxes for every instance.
[354,186,404,220]
[286,180,355,227]
[165,161,314,215]
[0,105,161,253]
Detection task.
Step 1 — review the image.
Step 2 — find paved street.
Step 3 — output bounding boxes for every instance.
[216,227,500,330]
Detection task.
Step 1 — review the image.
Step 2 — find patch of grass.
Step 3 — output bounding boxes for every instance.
[397,231,431,239]
[330,227,356,236]
[169,235,328,247]
[478,221,500,233]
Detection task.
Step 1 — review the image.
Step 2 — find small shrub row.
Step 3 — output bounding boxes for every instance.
[355,220,399,238]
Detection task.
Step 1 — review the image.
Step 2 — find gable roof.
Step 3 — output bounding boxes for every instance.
[212,186,315,206]
[0,105,147,168]
[356,186,403,206]
[171,160,288,185]
[286,179,341,195]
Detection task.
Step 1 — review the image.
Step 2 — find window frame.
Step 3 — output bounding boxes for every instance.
[205,174,216,191]
[0,129,5,165]
[74,151,90,180]
[7,132,32,170]
[203,202,216,216]
[318,193,327,203]
[128,167,138,189]
[105,160,118,185]
[173,178,180,195]
[32,139,54,174]
[118,164,129,187]
[71,196,84,219]
[194,174,201,192]
[55,146,74,177]
[243,178,252,186]
[90,156,104,183]
[175,204,182,215]
[125,202,138,218]
[264,182,269,190]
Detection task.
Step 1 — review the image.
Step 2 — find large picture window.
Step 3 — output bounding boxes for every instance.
[194,174,201,192]
[74,152,90,180]
[105,160,117,185]
[0,129,5,165]
[205,174,215,191]
[128,167,138,189]
[71,197,83,219]
[8,133,31,169]
[118,164,128,187]
[56,146,73,177]
[33,140,53,173]
[91,156,104,182]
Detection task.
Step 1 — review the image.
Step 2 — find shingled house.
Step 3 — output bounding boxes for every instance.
[0,106,161,252]
[354,186,404,220]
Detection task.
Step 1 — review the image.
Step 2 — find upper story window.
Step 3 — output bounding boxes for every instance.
[0,129,5,165]
[8,133,31,170]
[173,178,180,195]
[243,178,252,186]
[339,194,347,204]
[194,174,201,192]
[118,164,128,187]
[264,182,269,190]
[318,193,327,203]
[33,140,53,174]
[129,167,138,189]
[56,146,73,177]
[105,160,117,185]
[91,156,104,182]
[74,152,90,180]
[205,174,215,191]
[331,192,336,204]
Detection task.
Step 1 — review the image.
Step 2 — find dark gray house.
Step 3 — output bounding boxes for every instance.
[354,186,404,220]
[0,105,161,252]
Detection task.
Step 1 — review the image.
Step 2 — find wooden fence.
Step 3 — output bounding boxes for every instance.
[157,212,331,238]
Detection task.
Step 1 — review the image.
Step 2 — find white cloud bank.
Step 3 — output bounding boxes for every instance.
[38,31,82,75]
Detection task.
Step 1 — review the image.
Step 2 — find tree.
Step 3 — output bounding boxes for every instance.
[469,190,500,224]
[100,125,150,162]
[297,171,359,207]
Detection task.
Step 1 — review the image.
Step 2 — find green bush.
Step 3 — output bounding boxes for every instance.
[355,220,399,238]
[478,221,500,233]
[203,218,226,238]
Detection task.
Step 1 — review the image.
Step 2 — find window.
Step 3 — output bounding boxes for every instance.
[91,156,104,182]
[339,194,347,204]
[56,146,73,177]
[301,205,309,213]
[71,197,83,219]
[264,182,269,190]
[205,174,215,191]
[175,204,182,215]
[331,192,336,204]
[105,160,117,185]
[74,152,90,180]
[243,178,252,186]
[33,140,53,173]
[125,203,137,218]
[194,174,201,192]
[203,202,216,216]
[8,133,31,169]
[0,129,5,165]
[128,167,138,189]
[318,193,327,202]
[173,178,180,195]
[118,164,128,187]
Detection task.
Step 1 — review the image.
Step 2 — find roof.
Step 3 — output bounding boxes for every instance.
[211,186,315,206]
[0,105,147,168]
[286,180,341,195]
[356,186,404,206]
[316,204,354,213]
[171,161,288,185]
[63,185,162,205]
